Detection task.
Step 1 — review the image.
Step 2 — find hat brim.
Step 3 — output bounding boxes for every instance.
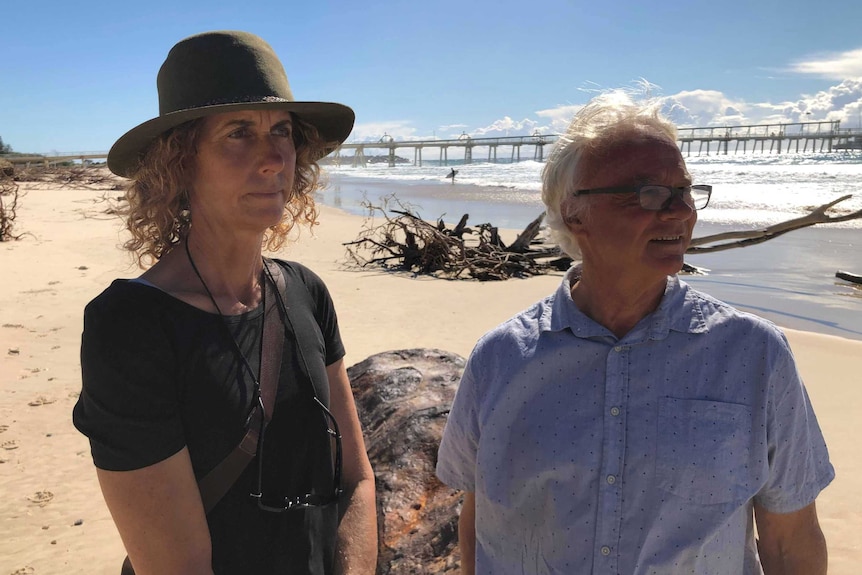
[107,101,355,177]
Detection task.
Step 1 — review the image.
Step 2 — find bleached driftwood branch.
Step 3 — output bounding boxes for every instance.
[687,194,862,254]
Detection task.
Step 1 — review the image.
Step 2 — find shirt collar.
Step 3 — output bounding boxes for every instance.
[541,267,709,342]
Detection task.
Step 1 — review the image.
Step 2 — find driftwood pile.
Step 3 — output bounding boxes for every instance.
[12,165,125,190]
[344,196,569,281]
[0,170,22,242]
[345,195,862,281]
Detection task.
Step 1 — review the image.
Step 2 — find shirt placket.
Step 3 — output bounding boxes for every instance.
[592,344,629,574]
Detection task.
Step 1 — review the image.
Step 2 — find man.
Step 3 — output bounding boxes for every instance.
[436,92,834,574]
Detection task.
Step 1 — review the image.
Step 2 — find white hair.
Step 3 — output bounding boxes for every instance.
[541,90,678,259]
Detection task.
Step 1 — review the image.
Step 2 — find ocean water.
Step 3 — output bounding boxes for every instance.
[318,151,862,340]
[322,152,862,230]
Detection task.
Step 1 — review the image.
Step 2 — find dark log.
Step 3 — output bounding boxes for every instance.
[836,270,862,285]
[348,349,465,574]
[450,214,471,238]
[508,212,546,253]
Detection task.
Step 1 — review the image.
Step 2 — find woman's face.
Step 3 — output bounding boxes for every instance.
[188,109,296,237]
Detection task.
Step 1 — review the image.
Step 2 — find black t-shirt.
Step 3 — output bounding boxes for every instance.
[73,260,345,574]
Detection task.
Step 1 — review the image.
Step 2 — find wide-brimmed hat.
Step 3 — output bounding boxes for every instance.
[107,30,355,177]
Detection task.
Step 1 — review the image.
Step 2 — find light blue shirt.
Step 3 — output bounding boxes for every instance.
[437,269,834,575]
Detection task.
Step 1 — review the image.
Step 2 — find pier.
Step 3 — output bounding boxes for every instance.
[4,122,862,169]
[677,120,860,155]
[333,133,556,167]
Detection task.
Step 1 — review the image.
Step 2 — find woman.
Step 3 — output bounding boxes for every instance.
[73,31,377,574]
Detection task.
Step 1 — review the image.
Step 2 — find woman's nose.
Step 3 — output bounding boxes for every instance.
[259,136,287,173]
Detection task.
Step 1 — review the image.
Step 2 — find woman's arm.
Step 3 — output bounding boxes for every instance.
[96,448,214,575]
[326,359,378,574]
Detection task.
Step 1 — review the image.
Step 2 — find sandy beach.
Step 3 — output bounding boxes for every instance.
[1,179,860,574]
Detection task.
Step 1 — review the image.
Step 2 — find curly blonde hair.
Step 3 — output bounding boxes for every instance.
[121,113,330,267]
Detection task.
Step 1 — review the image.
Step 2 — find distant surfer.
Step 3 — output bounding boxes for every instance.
[447,168,458,183]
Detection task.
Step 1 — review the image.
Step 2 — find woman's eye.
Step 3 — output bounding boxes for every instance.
[228,127,250,139]
[273,125,293,138]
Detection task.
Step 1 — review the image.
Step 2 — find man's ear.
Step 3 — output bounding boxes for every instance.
[564,213,585,230]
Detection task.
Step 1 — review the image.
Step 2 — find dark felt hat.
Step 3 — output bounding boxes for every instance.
[107,30,355,177]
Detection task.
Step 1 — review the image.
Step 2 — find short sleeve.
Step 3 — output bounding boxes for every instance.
[280,261,345,366]
[72,284,186,471]
[754,340,835,512]
[436,350,482,492]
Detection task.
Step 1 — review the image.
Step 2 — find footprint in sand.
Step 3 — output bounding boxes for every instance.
[7,348,20,355]
[29,396,56,407]
[27,491,54,506]
[10,566,35,575]
[2,440,19,450]
[0,425,8,434]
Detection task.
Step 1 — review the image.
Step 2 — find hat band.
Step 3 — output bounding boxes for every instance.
[168,95,292,114]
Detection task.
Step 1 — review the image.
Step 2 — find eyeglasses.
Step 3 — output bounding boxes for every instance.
[574,184,712,211]
[249,394,343,512]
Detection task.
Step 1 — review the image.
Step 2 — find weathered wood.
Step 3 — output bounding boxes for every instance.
[507,212,546,253]
[348,349,465,574]
[687,195,862,254]
[836,270,862,285]
[344,196,560,280]
[450,213,471,239]
[345,193,861,280]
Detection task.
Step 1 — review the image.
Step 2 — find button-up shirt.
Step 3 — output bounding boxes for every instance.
[437,269,834,575]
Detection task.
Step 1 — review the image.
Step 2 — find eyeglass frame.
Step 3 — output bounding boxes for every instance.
[573,184,712,211]
[244,263,343,513]
[249,392,343,512]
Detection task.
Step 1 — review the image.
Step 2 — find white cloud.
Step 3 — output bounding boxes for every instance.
[348,120,418,142]
[657,79,862,127]
[789,48,862,80]
[535,104,582,133]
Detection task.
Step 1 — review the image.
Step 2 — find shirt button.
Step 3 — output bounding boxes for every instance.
[606,475,616,484]
[614,346,622,352]
[610,407,620,416]
[601,546,611,556]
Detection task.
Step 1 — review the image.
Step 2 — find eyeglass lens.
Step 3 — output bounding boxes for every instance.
[639,185,710,210]
[251,396,342,513]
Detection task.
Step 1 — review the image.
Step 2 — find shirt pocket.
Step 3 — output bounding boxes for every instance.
[656,397,755,505]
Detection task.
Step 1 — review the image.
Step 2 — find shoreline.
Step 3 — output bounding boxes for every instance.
[320,174,862,341]
[0,183,860,573]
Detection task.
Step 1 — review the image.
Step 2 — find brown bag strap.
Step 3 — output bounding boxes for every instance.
[122,260,288,573]
[196,258,286,513]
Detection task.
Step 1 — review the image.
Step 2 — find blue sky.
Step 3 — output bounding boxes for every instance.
[3,0,862,153]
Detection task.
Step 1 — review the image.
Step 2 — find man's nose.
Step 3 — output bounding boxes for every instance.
[660,191,695,218]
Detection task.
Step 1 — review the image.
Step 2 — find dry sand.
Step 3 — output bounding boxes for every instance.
[1,183,859,574]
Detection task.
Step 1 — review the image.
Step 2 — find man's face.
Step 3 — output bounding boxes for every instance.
[570,130,697,287]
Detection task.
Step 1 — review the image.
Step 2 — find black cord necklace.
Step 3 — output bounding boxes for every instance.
[185,239,265,419]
